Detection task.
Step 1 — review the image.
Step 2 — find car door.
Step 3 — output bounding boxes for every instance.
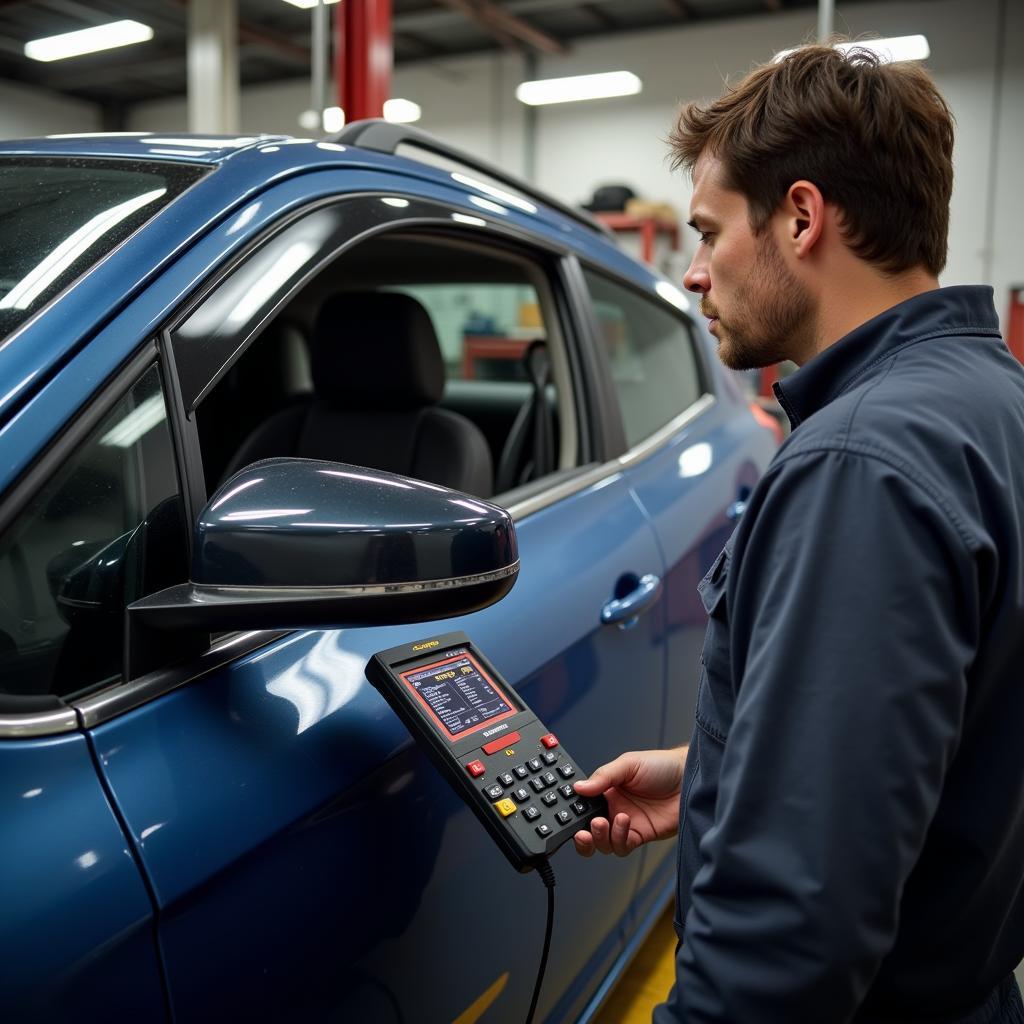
[573,262,777,922]
[80,189,669,1023]
[0,353,189,1023]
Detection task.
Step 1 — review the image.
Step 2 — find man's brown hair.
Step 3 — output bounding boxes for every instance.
[669,44,954,275]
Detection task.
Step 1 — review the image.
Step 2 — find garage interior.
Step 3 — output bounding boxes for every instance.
[1,0,1022,1021]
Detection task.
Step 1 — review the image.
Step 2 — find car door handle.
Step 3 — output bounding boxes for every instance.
[726,485,752,522]
[601,573,662,627]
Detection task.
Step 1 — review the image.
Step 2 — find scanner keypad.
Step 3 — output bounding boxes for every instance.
[478,729,599,849]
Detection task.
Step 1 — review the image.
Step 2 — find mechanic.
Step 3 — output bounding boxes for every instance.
[573,43,1024,1023]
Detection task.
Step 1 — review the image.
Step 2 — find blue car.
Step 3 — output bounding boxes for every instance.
[0,124,776,1023]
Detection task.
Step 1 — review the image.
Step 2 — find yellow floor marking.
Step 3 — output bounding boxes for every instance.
[451,972,509,1024]
[594,906,678,1024]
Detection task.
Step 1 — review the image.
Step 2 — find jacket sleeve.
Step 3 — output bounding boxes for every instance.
[672,447,981,1023]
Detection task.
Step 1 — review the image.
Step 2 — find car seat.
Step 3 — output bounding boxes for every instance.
[221,291,494,497]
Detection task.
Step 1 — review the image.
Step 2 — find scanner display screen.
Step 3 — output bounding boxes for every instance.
[401,652,517,738]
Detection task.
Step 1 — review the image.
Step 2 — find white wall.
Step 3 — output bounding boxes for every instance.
[0,78,100,139]
[5,0,1020,323]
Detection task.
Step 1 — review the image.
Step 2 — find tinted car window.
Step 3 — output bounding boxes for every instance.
[0,157,206,340]
[0,365,187,701]
[582,269,702,447]
[390,282,544,383]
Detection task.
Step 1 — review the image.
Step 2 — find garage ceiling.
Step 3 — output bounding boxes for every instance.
[0,0,916,112]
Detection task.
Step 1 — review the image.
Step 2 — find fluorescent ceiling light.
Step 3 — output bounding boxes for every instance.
[322,106,345,133]
[775,35,930,64]
[384,98,422,124]
[281,0,340,7]
[25,20,153,62]
[516,71,641,106]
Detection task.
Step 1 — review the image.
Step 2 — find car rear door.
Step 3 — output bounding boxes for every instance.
[572,261,778,922]
[76,183,670,1023]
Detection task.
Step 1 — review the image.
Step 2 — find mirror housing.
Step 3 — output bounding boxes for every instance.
[125,459,519,679]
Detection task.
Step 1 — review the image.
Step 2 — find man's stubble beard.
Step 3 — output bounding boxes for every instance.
[710,233,817,371]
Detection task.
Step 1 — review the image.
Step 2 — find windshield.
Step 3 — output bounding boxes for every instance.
[0,157,207,340]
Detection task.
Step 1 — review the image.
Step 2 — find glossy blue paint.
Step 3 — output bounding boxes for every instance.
[625,381,776,753]
[0,734,165,1022]
[93,473,667,1023]
[195,458,517,586]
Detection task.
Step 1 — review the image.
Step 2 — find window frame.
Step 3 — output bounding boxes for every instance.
[574,255,715,459]
[163,191,604,511]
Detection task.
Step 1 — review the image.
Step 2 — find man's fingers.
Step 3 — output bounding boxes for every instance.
[571,775,603,796]
[610,813,634,856]
[589,815,613,854]
[584,814,638,856]
[574,754,636,796]
[573,830,595,857]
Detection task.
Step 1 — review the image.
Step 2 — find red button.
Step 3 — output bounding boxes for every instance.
[482,731,521,755]
[466,760,486,777]
[541,734,558,749]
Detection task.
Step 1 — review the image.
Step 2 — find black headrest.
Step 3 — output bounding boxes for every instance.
[312,291,445,410]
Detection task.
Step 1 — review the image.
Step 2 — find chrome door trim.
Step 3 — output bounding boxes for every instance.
[73,629,287,730]
[194,562,519,600]
[0,707,79,739]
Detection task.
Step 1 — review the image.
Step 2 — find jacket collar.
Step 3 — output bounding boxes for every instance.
[773,285,1000,429]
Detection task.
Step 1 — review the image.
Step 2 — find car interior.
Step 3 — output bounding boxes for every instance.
[193,231,582,504]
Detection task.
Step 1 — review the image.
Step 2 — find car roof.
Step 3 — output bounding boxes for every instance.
[0,130,683,431]
[0,132,289,164]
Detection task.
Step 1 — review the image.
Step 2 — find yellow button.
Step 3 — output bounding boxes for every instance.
[495,798,517,817]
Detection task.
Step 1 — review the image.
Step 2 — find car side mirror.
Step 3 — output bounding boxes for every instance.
[124,459,519,680]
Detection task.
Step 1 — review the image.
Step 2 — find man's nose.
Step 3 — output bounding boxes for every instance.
[683,252,709,295]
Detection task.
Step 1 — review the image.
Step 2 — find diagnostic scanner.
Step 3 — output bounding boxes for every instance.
[367,631,608,873]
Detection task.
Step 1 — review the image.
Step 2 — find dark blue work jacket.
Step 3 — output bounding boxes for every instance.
[657,287,1024,1023]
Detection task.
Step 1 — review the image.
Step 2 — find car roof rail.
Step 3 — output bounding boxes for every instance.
[331,118,617,244]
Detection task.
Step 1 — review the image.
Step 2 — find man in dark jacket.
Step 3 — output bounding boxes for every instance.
[574,44,1024,1023]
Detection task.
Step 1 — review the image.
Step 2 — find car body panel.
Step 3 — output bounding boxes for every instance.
[0,733,166,1022]
[91,473,667,1022]
[625,390,777,753]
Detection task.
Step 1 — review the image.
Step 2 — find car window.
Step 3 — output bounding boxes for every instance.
[182,217,577,501]
[581,268,703,448]
[0,364,188,701]
[0,157,206,342]
[388,282,544,383]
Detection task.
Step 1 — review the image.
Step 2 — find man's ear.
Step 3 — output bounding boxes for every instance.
[783,180,825,258]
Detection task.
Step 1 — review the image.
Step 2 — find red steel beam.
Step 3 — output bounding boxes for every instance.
[336,0,393,122]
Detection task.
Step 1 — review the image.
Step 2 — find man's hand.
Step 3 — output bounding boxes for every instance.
[573,746,688,858]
